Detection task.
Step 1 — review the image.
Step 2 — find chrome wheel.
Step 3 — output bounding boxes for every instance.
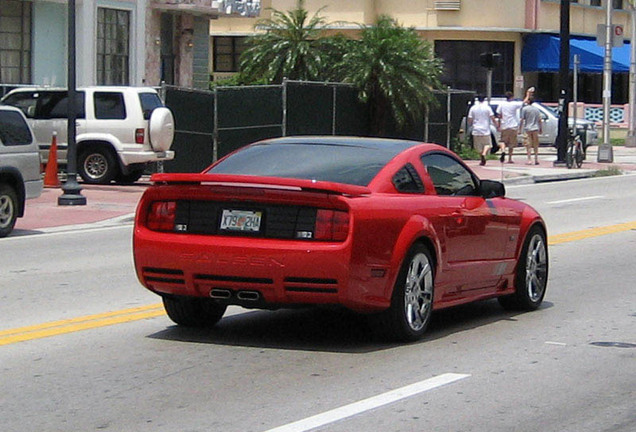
[498,226,549,311]
[403,252,434,332]
[78,147,117,184]
[525,233,547,303]
[0,184,18,237]
[0,193,15,229]
[84,152,108,180]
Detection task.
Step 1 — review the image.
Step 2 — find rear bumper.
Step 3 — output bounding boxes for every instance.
[119,150,175,166]
[133,228,387,313]
[25,179,43,200]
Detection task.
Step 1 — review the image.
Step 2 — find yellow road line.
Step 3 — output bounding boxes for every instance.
[0,303,164,346]
[549,220,636,245]
[2,220,636,347]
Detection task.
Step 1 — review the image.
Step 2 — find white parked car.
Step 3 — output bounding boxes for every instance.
[0,105,43,237]
[1,86,175,184]
[461,98,599,149]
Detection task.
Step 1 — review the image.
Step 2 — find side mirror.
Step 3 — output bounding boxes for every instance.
[480,179,505,198]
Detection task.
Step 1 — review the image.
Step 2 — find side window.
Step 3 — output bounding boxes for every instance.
[139,93,163,120]
[0,111,33,146]
[35,91,86,119]
[420,153,477,196]
[2,92,37,118]
[392,163,424,193]
[94,92,126,120]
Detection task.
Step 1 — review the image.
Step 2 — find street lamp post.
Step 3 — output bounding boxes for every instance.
[58,0,86,206]
[554,0,570,166]
[598,0,615,162]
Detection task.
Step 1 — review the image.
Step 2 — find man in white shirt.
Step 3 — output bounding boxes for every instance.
[468,95,497,166]
[496,91,523,163]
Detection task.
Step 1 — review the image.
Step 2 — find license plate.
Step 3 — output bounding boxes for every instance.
[220,209,262,232]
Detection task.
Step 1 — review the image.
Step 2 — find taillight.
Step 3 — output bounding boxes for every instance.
[147,201,176,231]
[314,209,349,241]
[135,128,145,144]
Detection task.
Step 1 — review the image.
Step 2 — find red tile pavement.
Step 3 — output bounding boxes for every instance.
[15,182,148,232]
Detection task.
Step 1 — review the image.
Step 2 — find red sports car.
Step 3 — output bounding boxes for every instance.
[133,136,548,341]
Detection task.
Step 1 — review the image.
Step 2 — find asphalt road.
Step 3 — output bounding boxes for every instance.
[0,175,634,432]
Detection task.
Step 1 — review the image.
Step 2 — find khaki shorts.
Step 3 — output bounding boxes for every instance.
[524,130,539,149]
[501,128,518,148]
[473,135,491,153]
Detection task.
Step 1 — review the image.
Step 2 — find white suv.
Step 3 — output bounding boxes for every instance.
[1,86,175,184]
[0,105,43,237]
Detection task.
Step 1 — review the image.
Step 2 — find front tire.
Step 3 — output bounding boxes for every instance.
[163,296,227,328]
[78,147,118,184]
[375,244,435,342]
[499,226,548,311]
[0,184,18,238]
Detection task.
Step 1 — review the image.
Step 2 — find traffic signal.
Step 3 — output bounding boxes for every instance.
[480,52,501,69]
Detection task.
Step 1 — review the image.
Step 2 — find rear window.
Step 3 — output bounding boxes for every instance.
[0,110,33,146]
[139,93,163,120]
[207,142,403,186]
[94,92,126,120]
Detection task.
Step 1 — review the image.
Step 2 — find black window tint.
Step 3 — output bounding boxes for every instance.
[138,93,163,120]
[208,142,403,186]
[421,153,477,196]
[0,111,33,146]
[35,91,85,119]
[94,92,126,119]
[392,163,424,193]
[2,92,37,118]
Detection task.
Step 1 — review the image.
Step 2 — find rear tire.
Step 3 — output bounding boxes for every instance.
[374,244,435,342]
[499,226,548,311]
[78,146,118,184]
[163,296,227,328]
[0,184,18,238]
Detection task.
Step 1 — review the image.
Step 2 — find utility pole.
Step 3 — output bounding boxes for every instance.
[554,0,570,166]
[599,0,615,162]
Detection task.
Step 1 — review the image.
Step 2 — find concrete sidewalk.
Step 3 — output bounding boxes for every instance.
[13,145,636,234]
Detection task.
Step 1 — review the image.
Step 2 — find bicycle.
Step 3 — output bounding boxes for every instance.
[566,127,584,169]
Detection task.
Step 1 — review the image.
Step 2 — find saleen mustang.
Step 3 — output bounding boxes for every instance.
[133,136,548,341]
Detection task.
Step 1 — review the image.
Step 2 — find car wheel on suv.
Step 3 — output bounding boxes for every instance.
[0,184,18,237]
[78,145,118,184]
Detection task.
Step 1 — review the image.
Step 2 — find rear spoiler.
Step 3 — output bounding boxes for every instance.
[150,173,371,196]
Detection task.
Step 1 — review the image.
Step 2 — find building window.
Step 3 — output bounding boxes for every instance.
[0,0,32,84]
[96,8,130,85]
[613,0,623,8]
[213,37,247,72]
[590,0,601,6]
[435,40,514,97]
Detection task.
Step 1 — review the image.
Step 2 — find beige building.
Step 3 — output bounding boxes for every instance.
[209,0,633,103]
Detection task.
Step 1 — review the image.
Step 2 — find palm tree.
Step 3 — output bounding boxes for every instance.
[333,16,444,135]
[239,0,339,84]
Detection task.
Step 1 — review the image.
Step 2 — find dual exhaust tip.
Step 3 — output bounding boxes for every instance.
[210,288,261,302]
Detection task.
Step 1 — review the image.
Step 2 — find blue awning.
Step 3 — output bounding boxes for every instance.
[522,33,631,73]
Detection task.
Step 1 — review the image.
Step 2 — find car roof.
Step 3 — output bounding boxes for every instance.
[256,136,429,151]
[2,86,159,95]
[0,105,28,116]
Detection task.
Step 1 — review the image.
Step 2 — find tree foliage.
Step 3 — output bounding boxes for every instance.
[332,16,444,134]
[239,0,337,84]
[238,4,444,135]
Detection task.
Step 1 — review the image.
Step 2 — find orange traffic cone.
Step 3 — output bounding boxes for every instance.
[44,132,61,188]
